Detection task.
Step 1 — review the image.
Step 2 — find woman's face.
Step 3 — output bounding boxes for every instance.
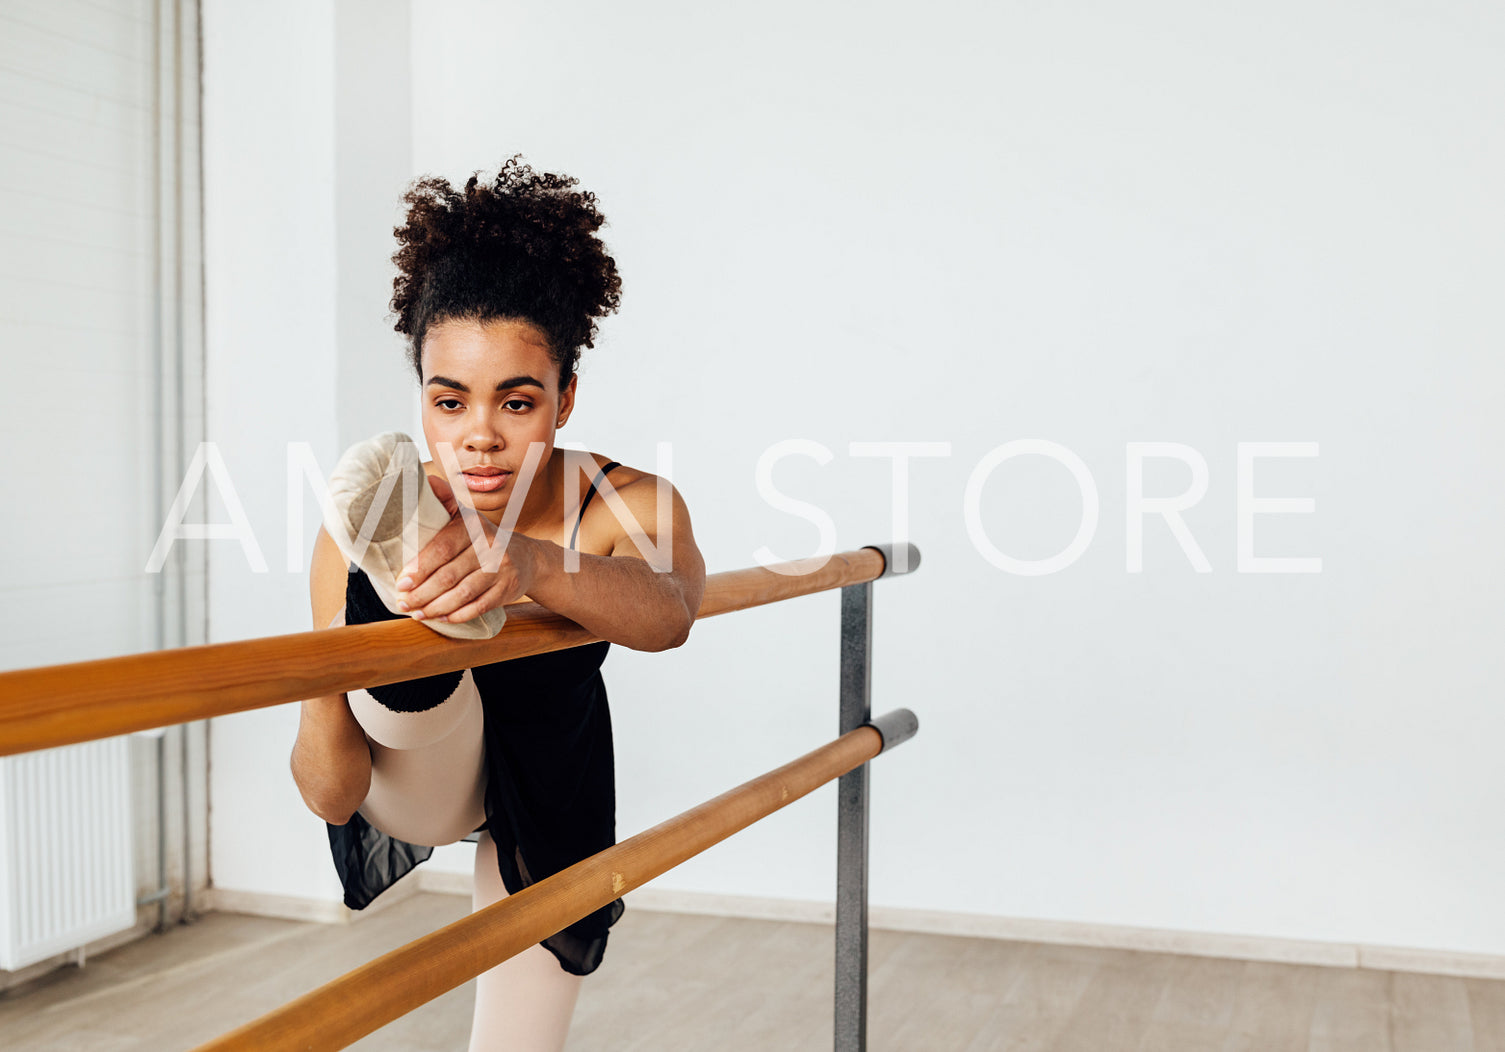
[419,317,575,523]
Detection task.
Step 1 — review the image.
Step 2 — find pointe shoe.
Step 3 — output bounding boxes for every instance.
[323,431,508,639]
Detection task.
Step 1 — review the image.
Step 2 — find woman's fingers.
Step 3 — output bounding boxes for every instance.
[428,587,501,625]
[401,543,522,619]
[398,515,481,595]
[423,571,517,622]
[395,515,533,623]
[400,554,479,610]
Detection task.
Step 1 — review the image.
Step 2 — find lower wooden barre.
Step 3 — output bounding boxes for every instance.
[0,548,885,757]
[193,724,885,1052]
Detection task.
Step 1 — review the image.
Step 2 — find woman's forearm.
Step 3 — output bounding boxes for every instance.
[523,539,699,652]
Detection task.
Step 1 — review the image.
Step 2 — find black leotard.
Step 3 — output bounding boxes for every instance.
[325,460,624,976]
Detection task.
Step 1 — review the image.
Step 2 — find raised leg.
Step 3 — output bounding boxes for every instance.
[351,669,487,846]
[302,605,488,847]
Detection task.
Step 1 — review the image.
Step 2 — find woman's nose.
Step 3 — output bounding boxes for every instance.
[463,414,503,452]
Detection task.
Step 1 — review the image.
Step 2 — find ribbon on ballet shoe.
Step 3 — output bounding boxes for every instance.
[323,431,508,640]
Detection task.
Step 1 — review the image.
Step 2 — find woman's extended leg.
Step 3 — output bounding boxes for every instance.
[349,668,487,846]
[468,832,583,1052]
[297,605,487,846]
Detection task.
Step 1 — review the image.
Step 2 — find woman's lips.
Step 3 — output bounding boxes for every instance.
[463,471,509,493]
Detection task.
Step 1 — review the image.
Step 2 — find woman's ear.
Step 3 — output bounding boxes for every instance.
[555,374,578,429]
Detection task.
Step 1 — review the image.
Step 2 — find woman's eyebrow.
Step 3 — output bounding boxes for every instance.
[494,375,545,391]
[425,374,544,392]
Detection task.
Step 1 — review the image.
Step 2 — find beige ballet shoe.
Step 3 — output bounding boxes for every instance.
[323,431,508,639]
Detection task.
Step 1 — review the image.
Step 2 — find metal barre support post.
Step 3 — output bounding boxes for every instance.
[836,542,922,1052]
[836,580,871,1052]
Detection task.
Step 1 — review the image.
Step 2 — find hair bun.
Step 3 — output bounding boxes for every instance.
[391,155,622,388]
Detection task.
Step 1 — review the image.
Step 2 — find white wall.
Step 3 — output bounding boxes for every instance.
[0,0,208,947]
[405,1,1505,956]
[202,0,416,901]
[333,0,417,449]
[200,1,1505,960]
[202,0,341,902]
[0,4,158,667]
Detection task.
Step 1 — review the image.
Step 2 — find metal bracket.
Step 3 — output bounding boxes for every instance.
[867,708,920,754]
[861,542,921,578]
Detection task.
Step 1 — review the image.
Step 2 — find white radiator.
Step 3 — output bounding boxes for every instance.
[0,740,136,971]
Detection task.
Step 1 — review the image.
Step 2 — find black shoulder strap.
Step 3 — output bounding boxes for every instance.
[569,461,621,551]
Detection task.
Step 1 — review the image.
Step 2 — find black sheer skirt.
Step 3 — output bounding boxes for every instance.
[326,567,624,975]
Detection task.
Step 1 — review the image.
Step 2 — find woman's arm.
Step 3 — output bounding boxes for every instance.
[289,526,372,824]
[395,472,706,652]
[520,474,705,651]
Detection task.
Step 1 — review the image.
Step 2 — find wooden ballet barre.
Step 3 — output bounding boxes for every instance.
[193,711,919,1052]
[0,547,897,758]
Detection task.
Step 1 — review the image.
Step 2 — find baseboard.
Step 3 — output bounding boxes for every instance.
[201,878,423,925]
[864,905,1357,969]
[188,882,1505,983]
[626,888,836,926]
[416,869,474,897]
[1357,944,1505,980]
[623,888,1505,981]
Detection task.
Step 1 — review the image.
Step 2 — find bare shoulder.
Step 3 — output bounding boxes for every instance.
[309,526,349,629]
[576,455,704,586]
[576,455,682,535]
[576,452,646,486]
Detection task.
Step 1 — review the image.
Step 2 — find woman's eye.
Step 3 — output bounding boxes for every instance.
[503,398,533,412]
[436,398,462,411]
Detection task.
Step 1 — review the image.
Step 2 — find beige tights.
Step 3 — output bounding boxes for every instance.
[330,608,584,1051]
[329,605,488,843]
[468,832,584,1052]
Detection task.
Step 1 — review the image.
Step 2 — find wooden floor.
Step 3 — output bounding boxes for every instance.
[3,893,1505,1051]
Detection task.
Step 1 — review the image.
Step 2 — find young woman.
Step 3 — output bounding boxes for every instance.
[290,158,706,1052]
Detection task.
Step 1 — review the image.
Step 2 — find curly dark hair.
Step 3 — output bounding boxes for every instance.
[390,156,622,390]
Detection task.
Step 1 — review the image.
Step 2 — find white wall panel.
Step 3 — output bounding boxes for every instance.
[402,0,1505,958]
[0,0,206,975]
[196,1,1505,964]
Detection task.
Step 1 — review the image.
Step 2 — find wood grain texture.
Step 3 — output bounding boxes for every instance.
[192,725,886,1052]
[0,547,887,756]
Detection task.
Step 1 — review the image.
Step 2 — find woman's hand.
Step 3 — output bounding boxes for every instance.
[393,475,543,624]
[396,463,705,651]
